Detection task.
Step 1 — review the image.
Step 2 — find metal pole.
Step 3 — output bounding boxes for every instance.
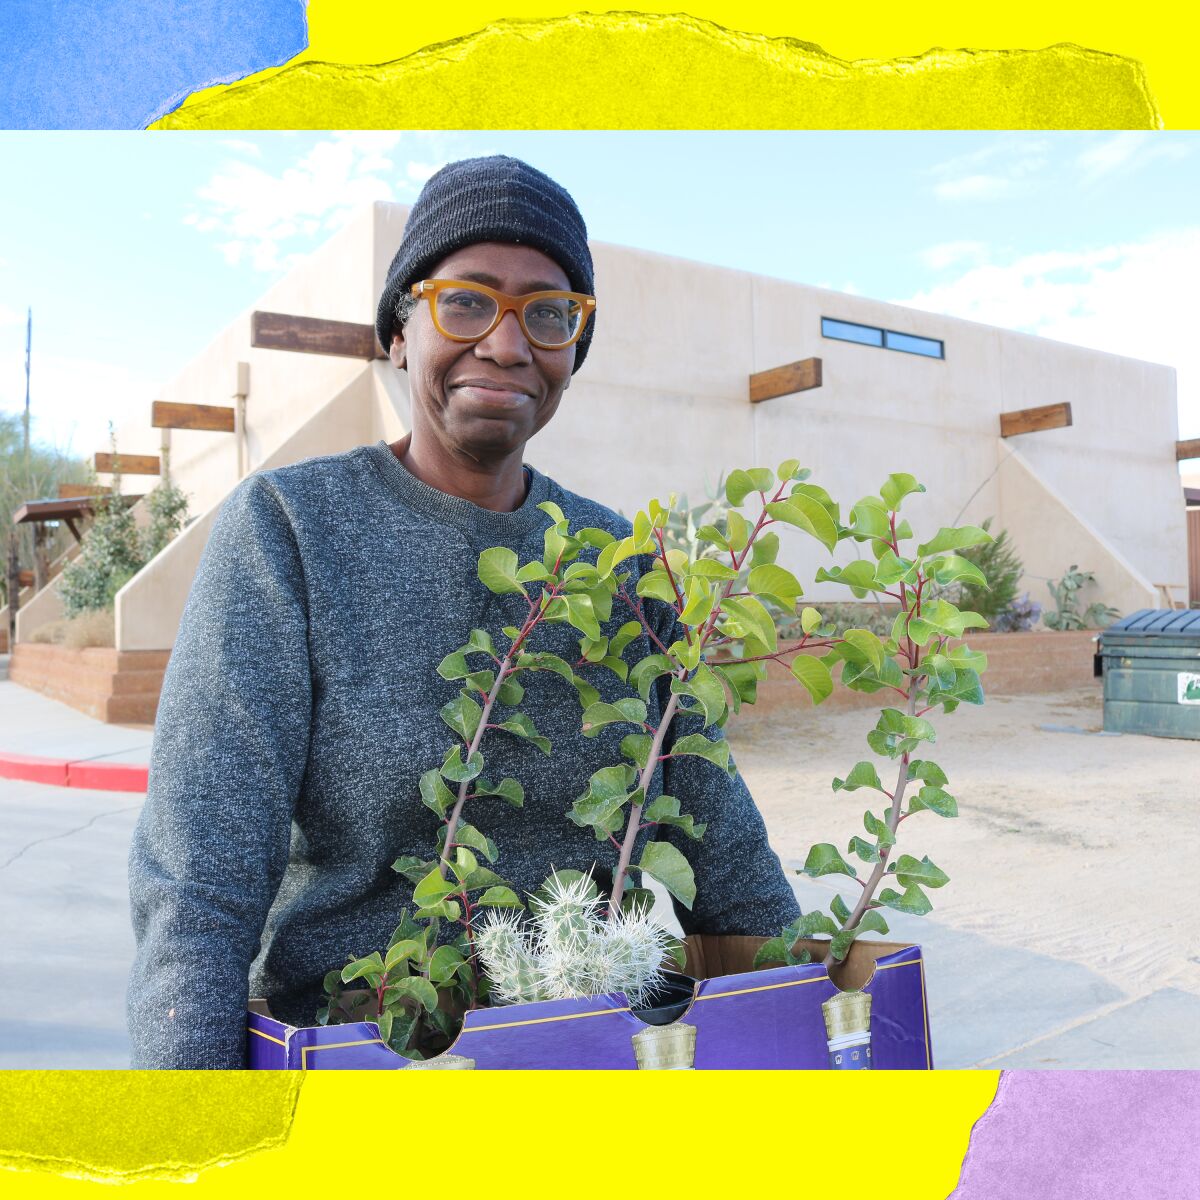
[6,530,20,650]
[22,307,31,469]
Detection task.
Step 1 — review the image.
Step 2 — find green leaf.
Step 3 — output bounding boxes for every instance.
[830,894,852,925]
[413,868,455,908]
[576,526,616,549]
[841,628,886,671]
[878,883,933,916]
[628,654,675,702]
[341,952,385,986]
[440,745,483,782]
[517,651,599,709]
[391,856,434,884]
[721,595,778,652]
[725,509,750,554]
[849,497,891,541]
[908,784,959,817]
[750,531,780,568]
[866,708,937,759]
[714,660,764,711]
[879,473,926,511]
[383,976,440,1012]
[947,644,988,675]
[777,457,802,482]
[581,697,648,736]
[473,777,525,808]
[895,853,950,889]
[537,500,567,525]
[450,846,480,884]
[766,494,839,551]
[439,693,482,742]
[671,664,727,726]
[862,809,896,848]
[496,712,551,754]
[748,564,803,612]
[790,655,834,705]
[753,937,793,969]
[609,620,643,657]
[908,760,948,788]
[800,606,823,635]
[814,560,885,597]
[495,676,524,706]
[516,560,553,583]
[435,650,473,681]
[562,594,601,641]
[570,765,638,834]
[783,911,840,940]
[620,732,653,769]
[636,570,679,604]
[637,841,697,909]
[427,945,466,986]
[466,628,495,657]
[679,577,715,627]
[874,548,916,586]
[688,558,739,581]
[926,553,988,589]
[695,524,730,551]
[478,547,527,596]
[832,761,885,793]
[643,794,706,840]
[383,938,422,971]
[802,843,857,879]
[419,768,456,818]
[670,732,734,776]
[858,911,890,936]
[450,823,498,862]
[726,467,774,506]
[923,652,956,692]
[848,835,881,863]
[917,525,994,557]
[475,885,524,908]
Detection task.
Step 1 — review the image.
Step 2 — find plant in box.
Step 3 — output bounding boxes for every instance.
[753,474,992,1063]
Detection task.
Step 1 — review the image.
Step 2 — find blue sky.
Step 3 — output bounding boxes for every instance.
[1,131,1196,461]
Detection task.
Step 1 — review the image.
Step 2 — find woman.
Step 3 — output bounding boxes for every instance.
[127,155,800,1068]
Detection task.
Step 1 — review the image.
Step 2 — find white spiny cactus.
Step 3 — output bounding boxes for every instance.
[477,872,673,1007]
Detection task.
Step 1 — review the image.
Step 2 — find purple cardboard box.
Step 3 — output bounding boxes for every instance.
[247,936,932,1070]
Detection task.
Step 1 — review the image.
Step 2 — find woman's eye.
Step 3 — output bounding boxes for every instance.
[446,291,485,309]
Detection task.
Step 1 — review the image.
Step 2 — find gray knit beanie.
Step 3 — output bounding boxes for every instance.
[376,155,595,371]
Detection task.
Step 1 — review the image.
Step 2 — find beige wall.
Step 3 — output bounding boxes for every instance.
[58,201,1183,652]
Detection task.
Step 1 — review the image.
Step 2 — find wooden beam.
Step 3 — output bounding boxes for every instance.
[95,452,160,476]
[252,311,385,360]
[58,483,109,499]
[151,400,236,433]
[749,357,823,404]
[1176,438,1200,462]
[14,496,142,525]
[1000,402,1073,438]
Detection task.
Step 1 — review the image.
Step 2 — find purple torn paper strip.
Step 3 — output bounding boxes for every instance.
[952,1071,1198,1198]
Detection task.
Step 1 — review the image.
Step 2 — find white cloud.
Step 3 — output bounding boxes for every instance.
[0,348,158,461]
[893,227,1200,435]
[929,137,1048,203]
[219,138,264,159]
[184,133,455,274]
[920,240,990,270]
[1075,132,1190,184]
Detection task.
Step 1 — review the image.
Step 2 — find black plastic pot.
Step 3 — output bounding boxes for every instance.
[631,971,697,1026]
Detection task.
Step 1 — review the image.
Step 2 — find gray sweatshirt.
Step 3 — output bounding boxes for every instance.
[127,441,800,1068]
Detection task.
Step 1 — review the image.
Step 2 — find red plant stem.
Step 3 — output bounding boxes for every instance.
[609,686,683,915]
[842,683,920,932]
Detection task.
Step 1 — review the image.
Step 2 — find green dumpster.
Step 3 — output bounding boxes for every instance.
[1100,609,1200,739]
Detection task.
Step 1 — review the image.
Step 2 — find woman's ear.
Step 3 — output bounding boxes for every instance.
[389,330,407,370]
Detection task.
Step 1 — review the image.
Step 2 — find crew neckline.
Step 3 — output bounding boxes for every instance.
[364,440,552,540]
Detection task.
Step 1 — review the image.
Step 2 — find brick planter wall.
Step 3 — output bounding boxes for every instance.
[725,628,1100,722]
[10,643,170,725]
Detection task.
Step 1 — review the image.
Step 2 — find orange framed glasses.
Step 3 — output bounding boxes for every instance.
[411,279,597,350]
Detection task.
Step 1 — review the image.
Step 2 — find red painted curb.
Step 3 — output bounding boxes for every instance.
[0,751,148,793]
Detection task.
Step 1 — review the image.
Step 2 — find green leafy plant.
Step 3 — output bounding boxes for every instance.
[943,516,1021,622]
[58,436,189,618]
[1044,565,1119,630]
[756,475,992,968]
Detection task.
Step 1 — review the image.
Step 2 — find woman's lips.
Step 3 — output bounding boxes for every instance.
[449,382,534,408]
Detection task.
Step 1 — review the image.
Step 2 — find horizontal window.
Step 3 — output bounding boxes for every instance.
[822,316,944,360]
[884,330,944,358]
[821,318,883,347]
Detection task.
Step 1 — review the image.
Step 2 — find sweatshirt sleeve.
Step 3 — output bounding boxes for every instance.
[648,604,801,938]
[127,476,312,1069]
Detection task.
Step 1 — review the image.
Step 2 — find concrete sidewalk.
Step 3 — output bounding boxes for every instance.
[1,667,1197,1069]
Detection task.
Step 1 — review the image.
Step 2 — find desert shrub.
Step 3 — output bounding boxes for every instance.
[27,610,115,648]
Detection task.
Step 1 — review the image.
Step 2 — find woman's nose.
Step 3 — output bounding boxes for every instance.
[475,309,533,365]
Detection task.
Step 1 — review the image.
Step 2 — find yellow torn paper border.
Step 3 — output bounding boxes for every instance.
[153,12,1160,129]
[0,1073,302,1184]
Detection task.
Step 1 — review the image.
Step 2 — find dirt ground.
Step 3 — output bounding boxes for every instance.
[726,685,1200,1001]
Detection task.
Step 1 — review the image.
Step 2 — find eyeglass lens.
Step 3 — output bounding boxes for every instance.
[435,286,582,346]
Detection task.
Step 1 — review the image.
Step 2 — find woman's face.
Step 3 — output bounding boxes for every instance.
[390,241,577,462]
